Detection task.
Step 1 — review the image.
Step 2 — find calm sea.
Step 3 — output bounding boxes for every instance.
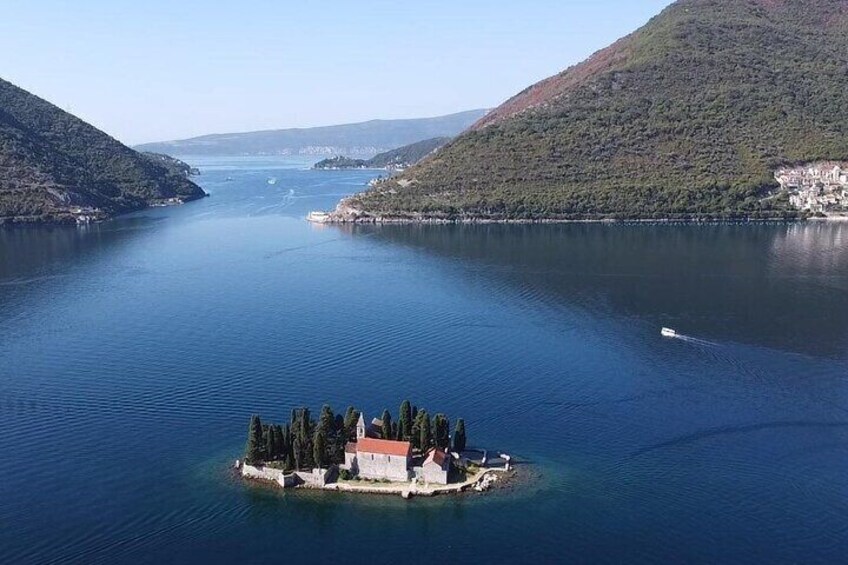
[1,157,847,564]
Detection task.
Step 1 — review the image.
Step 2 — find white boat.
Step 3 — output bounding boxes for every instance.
[307,211,330,223]
[267,177,277,185]
[661,327,677,338]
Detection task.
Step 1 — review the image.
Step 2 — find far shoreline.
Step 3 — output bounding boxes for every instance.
[313,213,827,226]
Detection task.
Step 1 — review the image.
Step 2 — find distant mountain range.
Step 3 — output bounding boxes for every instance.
[313,137,451,170]
[0,77,205,224]
[134,110,488,157]
[338,0,848,222]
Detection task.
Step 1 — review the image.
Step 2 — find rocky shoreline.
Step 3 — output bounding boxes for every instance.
[314,199,809,225]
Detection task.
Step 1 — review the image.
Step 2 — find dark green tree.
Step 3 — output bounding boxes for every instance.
[265,425,276,460]
[398,400,412,441]
[434,414,450,450]
[343,406,358,440]
[319,404,334,435]
[283,424,292,461]
[299,407,311,443]
[313,430,327,469]
[381,409,393,440]
[244,415,264,464]
[418,410,432,450]
[411,414,422,450]
[293,437,303,470]
[274,425,286,459]
[453,418,467,452]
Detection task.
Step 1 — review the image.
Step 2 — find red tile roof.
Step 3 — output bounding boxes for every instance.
[356,437,412,457]
[344,441,357,454]
[424,448,448,467]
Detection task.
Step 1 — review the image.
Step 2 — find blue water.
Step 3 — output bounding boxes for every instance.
[2,156,848,563]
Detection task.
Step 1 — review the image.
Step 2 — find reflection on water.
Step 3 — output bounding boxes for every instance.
[343,222,848,358]
[1,158,847,563]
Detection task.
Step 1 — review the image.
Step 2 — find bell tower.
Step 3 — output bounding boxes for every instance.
[356,413,366,440]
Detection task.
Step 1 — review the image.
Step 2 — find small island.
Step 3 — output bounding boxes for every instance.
[238,401,511,498]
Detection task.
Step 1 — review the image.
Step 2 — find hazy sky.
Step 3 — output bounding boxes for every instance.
[1,1,673,145]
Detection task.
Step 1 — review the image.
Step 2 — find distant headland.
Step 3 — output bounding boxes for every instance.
[237,401,512,498]
[313,137,451,172]
[0,77,206,225]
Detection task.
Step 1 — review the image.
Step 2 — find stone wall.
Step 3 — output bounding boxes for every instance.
[241,464,308,489]
[294,467,333,487]
[421,462,449,485]
[357,452,411,482]
[342,452,357,472]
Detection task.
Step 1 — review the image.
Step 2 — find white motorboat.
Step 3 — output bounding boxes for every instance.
[307,210,330,223]
[661,327,677,338]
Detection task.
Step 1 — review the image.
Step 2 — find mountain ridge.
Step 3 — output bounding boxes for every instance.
[135,110,487,157]
[336,0,848,221]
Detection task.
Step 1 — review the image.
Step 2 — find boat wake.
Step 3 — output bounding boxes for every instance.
[674,334,718,347]
[661,327,717,346]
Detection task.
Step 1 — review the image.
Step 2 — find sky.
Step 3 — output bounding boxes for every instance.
[0,0,674,145]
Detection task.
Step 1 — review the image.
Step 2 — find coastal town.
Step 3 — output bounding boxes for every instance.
[238,403,512,498]
[776,162,848,214]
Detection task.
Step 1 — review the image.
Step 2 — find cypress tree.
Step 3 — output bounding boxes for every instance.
[381,409,393,440]
[453,419,467,452]
[283,424,292,461]
[299,407,311,442]
[343,406,358,440]
[265,425,276,460]
[293,437,303,470]
[419,410,432,450]
[434,414,450,450]
[319,404,334,435]
[399,400,412,441]
[244,415,264,464]
[313,430,327,469]
[411,414,421,450]
[275,425,285,458]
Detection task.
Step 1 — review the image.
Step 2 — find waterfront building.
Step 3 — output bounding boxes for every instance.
[417,448,450,485]
[347,437,413,482]
[342,412,451,484]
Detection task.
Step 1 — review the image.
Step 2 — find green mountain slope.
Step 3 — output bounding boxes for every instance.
[341,0,848,221]
[0,78,205,224]
[367,137,451,168]
[135,110,487,157]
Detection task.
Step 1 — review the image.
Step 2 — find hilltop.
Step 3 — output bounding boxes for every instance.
[368,137,451,169]
[336,0,848,222]
[314,137,450,170]
[0,78,205,224]
[135,110,486,157]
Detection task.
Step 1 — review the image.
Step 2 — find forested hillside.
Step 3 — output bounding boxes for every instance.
[341,0,848,221]
[0,78,205,223]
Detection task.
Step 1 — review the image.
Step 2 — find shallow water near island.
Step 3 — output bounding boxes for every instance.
[2,156,848,563]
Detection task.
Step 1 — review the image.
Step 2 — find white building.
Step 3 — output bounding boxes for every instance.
[346,437,412,482]
[340,412,451,484]
[416,448,450,485]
